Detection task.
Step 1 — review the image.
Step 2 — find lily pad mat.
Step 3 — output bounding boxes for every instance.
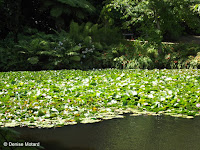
[0,69,199,128]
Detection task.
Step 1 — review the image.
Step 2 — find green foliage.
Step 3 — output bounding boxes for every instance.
[110,40,200,69]
[68,21,122,69]
[1,27,200,71]
[45,0,95,17]
[153,43,200,69]
[0,29,82,71]
[111,40,157,69]
[42,0,95,29]
[103,0,200,41]
[0,22,123,71]
[69,21,122,46]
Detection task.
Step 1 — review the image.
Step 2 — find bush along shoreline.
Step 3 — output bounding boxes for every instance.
[0,69,199,128]
[0,22,200,72]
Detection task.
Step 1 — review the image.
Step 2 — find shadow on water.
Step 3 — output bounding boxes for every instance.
[2,114,200,150]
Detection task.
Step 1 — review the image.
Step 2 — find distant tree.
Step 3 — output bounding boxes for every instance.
[102,0,200,42]
[87,0,105,23]
[21,0,55,33]
[0,0,97,41]
[0,0,22,42]
[41,0,96,30]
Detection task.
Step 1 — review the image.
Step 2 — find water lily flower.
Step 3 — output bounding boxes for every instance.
[51,108,58,112]
[96,92,101,97]
[111,100,117,104]
[140,85,145,88]
[186,76,191,79]
[150,91,155,94]
[34,106,40,109]
[42,93,47,97]
[107,100,118,105]
[106,108,112,112]
[45,113,50,118]
[45,95,52,99]
[161,97,165,101]
[36,90,41,96]
[152,81,157,86]
[84,112,89,117]
[196,103,200,108]
[165,77,172,81]
[168,90,173,95]
[132,91,137,96]
[148,94,154,99]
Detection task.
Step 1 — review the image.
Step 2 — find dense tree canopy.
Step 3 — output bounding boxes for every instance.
[0,0,200,42]
[0,0,99,41]
[102,0,200,41]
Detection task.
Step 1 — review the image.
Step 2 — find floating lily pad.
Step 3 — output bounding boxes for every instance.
[81,118,101,124]
[112,115,124,119]
[130,114,141,117]
[185,116,194,119]
[171,114,184,118]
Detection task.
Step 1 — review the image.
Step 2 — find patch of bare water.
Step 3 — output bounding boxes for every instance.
[12,115,200,150]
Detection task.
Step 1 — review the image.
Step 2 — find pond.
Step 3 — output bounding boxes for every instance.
[12,115,200,150]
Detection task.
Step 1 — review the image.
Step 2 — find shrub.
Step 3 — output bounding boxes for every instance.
[0,29,82,71]
[111,40,200,69]
[68,21,122,69]
[0,23,123,71]
[112,40,156,69]
[157,43,200,69]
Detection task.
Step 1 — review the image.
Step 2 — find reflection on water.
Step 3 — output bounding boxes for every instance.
[7,115,200,150]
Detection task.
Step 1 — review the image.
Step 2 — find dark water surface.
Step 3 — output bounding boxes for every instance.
[13,115,200,150]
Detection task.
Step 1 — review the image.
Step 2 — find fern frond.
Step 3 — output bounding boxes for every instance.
[70,55,81,61]
[69,21,81,41]
[66,52,79,56]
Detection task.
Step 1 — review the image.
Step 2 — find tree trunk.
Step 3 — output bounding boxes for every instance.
[154,10,162,55]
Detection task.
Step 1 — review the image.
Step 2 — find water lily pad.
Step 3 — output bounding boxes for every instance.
[112,115,124,119]
[185,116,194,119]
[4,122,18,127]
[171,114,184,118]
[81,118,101,124]
[130,114,141,116]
